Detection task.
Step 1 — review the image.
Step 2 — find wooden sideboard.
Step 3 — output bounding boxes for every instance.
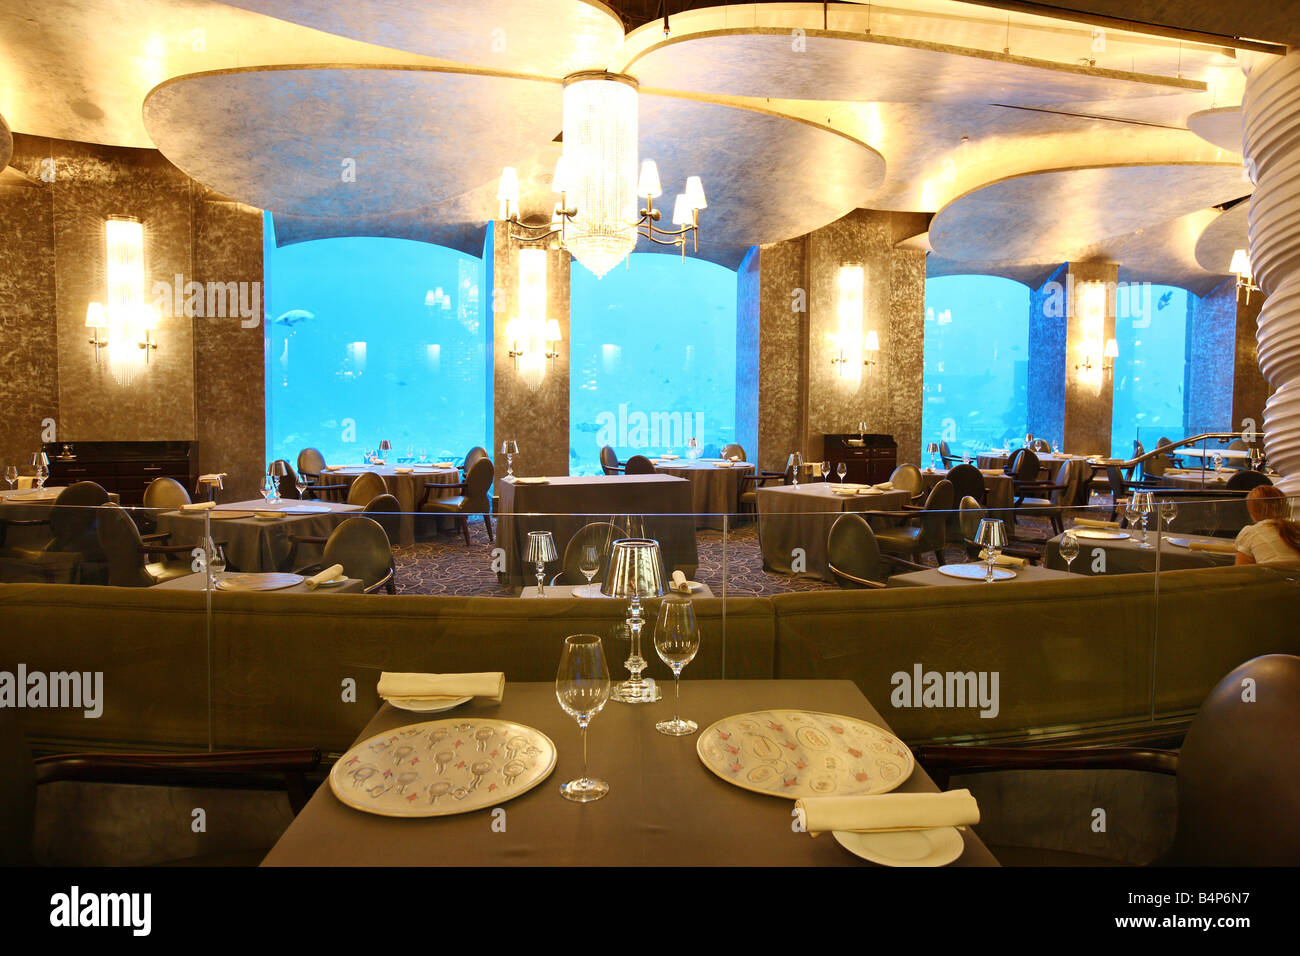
[43,441,198,506]
[821,433,897,484]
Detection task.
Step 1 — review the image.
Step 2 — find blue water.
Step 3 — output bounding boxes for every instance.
[1110,284,1191,457]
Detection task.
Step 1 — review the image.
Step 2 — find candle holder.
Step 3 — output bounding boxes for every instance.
[525,530,557,597]
[602,538,665,703]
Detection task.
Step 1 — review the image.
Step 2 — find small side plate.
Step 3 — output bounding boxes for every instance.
[382,695,473,714]
[833,827,965,867]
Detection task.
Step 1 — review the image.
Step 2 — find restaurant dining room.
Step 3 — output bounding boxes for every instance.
[1,0,1298,933]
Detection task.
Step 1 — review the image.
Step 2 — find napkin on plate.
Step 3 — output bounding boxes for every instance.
[377,671,506,703]
[795,789,980,837]
[728,455,741,462]
[512,476,548,484]
[323,465,346,471]
[873,482,894,490]
[669,570,694,594]
[181,501,216,512]
[660,453,680,460]
[394,467,413,474]
[1074,518,1120,529]
[433,462,456,469]
[305,564,345,589]
[979,549,1027,568]
[1188,539,1237,555]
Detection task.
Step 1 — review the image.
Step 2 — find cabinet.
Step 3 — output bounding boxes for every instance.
[44,441,198,506]
[821,433,897,485]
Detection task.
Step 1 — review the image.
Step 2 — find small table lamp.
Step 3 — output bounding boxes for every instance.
[927,442,939,471]
[975,517,1007,583]
[602,538,666,703]
[525,530,557,597]
[501,440,519,477]
[378,439,391,464]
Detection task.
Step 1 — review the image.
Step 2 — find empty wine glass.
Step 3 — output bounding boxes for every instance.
[1137,492,1154,548]
[262,474,280,505]
[579,545,601,586]
[1059,531,1080,573]
[1159,499,1177,532]
[294,471,308,500]
[4,465,16,490]
[1212,451,1224,474]
[836,462,847,484]
[654,597,701,736]
[1125,495,1145,548]
[820,460,831,483]
[556,634,611,803]
[204,536,226,590]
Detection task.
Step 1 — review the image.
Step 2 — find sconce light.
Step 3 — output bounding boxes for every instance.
[505,249,560,389]
[86,302,108,363]
[863,329,880,372]
[1103,337,1118,372]
[89,216,159,387]
[831,264,867,381]
[1230,249,1259,303]
[1072,280,1109,388]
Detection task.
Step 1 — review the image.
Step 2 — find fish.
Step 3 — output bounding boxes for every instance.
[1157,291,1173,310]
[275,309,315,327]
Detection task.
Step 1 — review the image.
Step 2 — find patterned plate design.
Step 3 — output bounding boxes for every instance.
[330,718,557,817]
[696,710,914,799]
[216,572,305,591]
[937,563,1016,581]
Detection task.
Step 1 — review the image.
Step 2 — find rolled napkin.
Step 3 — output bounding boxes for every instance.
[377,671,506,703]
[796,789,980,837]
[661,453,680,460]
[181,500,217,511]
[434,462,456,468]
[978,469,1005,478]
[305,564,345,589]
[1188,539,1237,555]
[394,467,413,474]
[873,482,894,490]
[670,570,693,594]
[1074,518,1120,529]
[979,549,1027,568]
[728,455,741,462]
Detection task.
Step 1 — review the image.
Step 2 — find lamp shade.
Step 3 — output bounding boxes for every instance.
[85,302,107,329]
[1103,338,1119,358]
[525,530,558,564]
[671,194,691,226]
[268,460,288,477]
[864,330,880,351]
[552,155,572,195]
[684,176,707,209]
[601,538,665,598]
[496,166,521,216]
[974,518,1007,550]
[637,159,662,199]
[1230,248,1251,278]
[379,440,392,452]
[501,440,519,455]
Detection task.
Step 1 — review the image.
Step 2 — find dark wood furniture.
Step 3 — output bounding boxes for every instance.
[822,432,897,484]
[44,441,198,506]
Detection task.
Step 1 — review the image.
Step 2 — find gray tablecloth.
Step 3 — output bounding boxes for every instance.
[921,469,1014,510]
[154,571,366,594]
[156,500,362,572]
[889,564,1075,587]
[260,680,997,867]
[1158,469,1233,491]
[653,459,755,530]
[323,466,461,545]
[1043,530,1234,575]
[757,483,911,582]
[496,475,698,587]
[976,452,1095,505]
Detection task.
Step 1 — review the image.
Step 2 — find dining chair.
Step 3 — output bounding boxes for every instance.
[418,456,494,546]
[826,513,926,588]
[1226,438,1250,470]
[737,468,788,517]
[96,502,201,587]
[294,516,395,594]
[867,478,954,566]
[461,446,488,478]
[297,447,326,479]
[271,460,302,500]
[361,493,403,543]
[888,463,924,499]
[0,481,111,584]
[915,654,1300,866]
[720,443,747,462]
[944,462,987,506]
[552,521,621,585]
[599,445,625,475]
[138,476,192,535]
[1030,438,1052,454]
[1105,464,1159,520]
[938,440,959,468]
[623,455,655,475]
[1226,470,1273,491]
[958,496,1041,563]
[1013,459,1074,535]
[345,470,388,507]
[1156,435,1184,470]
[295,447,347,501]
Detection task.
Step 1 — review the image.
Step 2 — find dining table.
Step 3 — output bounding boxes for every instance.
[756,482,911,582]
[155,499,362,572]
[259,680,998,867]
[889,564,1075,587]
[154,570,366,594]
[651,457,756,530]
[496,474,698,587]
[319,463,462,545]
[1043,528,1236,575]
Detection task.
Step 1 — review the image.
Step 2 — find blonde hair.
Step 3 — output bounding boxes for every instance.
[1247,486,1300,554]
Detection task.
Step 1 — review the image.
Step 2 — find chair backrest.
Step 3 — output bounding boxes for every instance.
[143,476,190,511]
[1050,459,1074,506]
[916,479,954,550]
[889,463,923,496]
[49,481,110,552]
[347,471,388,506]
[463,457,494,510]
[361,493,402,542]
[1031,438,1052,453]
[945,463,986,504]
[1106,464,1129,499]
[322,517,393,590]
[96,503,156,588]
[958,495,985,546]
[827,513,885,589]
[1156,436,1174,449]
[623,455,655,475]
[297,447,326,477]
[271,460,301,499]
[599,446,622,475]
[463,446,488,473]
[560,521,621,585]
[1006,448,1040,481]
[720,444,746,462]
[1226,470,1272,491]
[1167,654,1300,865]
[938,440,958,467]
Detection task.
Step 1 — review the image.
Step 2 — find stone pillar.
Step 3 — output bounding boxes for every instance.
[1028,261,1119,455]
[486,221,570,478]
[1243,52,1300,492]
[1184,279,1269,437]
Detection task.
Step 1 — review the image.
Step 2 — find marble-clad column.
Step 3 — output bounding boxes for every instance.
[1184,279,1269,438]
[487,221,570,478]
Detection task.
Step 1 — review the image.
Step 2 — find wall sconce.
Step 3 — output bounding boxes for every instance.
[1103,337,1118,372]
[86,302,108,363]
[863,329,880,372]
[88,216,159,387]
[1230,249,1260,303]
[1073,280,1108,389]
[831,264,866,383]
[505,248,560,389]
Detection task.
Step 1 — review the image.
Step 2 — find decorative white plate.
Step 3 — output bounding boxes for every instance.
[834,827,965,867]
[383,695,473,714]
[937,563,1016,581]
[330,718,556,817]
[9,490,58,501]
[1073,529,1130,540]
[696,710,914,800]
[216,572,305,591]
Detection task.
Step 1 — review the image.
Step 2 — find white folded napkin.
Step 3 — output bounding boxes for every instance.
[434,462,455,468]
[873,482,894,490]
[796,789,979,837]
[1188,539,1236,555]
[512,476,548,484]
[670,570,693,594]
[979,549,1027,568]
[198,472,226,489]
[181,501,216,511]
[394,467,413,474]
[728,455,740,462]
[305,564,345,589]
[660,453,680,460]
[1074,518,1120,529]
[323,465,347,471]
[16,477,35,489]
[978,469,1004,477]
[377,671,506,703]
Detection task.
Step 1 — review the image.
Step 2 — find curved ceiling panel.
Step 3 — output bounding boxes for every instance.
[143,67,561,217]
[1195,203,1250,273]
[638,95,885,254]
[929,163,1248,262]
[625,30,1201,105]
[217,0,623,76]
[1188,107,1244,152]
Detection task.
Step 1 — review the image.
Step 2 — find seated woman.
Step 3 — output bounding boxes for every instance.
[1235,485,1300,565]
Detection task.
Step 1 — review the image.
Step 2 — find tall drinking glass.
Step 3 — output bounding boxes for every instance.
[579,545,600,585]
[4,465,16,490]
[653,598,700,736]
[556,634,611,802]
[1159,499,1177,532]
[1137,492,1154,548]
[1058,531,1079,573]
[1125,495,1145,548]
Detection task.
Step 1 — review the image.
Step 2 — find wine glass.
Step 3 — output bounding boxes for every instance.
[1212,451,1224,474]
[836,462,847,484]
[262,474,280,505]
[654,598,701,736]
[1124,495,1145,548]
[418,447,428,464]
[4,465,16,490]
[555,634,611,802]
[578,545,601,587]
[294,471,308,500]
[820,460,830,483]
[204,536,226,590]
[975,518,1007,583]
[1159,499,1177,532]
[1058,531,1079,573]
[1137,491,1154,548]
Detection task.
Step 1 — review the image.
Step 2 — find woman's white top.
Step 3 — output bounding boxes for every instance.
[1235,521,1300,564]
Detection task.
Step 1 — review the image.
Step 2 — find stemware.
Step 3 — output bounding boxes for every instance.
[1124,495,1145,548]
[820,460,831,483]
[1212,451,1224,474]
[501,440,519,477]
[975,518,1007,583]
[203,535,226,590]
[262,474,280,504]
[525,530,557,597]
[1058,531,1080,573]
[4,465,16,490]
[1137,492,1154,548]
[653,597,700,736]
[555,634,611,803]
[578,544,601,585]
[1159,499,1177,532]
[836,462,847,484]
[294,471,308,500]
[602,538,665,703]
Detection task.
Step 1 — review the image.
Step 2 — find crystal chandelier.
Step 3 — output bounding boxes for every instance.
[497,71,705,278]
